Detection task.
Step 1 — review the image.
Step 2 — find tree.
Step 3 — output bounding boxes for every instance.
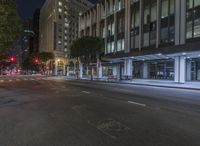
[38,52,54,63]
[29,52,54,74]
[0,52,7,74]
[70,36,104,59]
[0,0,22,51]
[70,36,104,79]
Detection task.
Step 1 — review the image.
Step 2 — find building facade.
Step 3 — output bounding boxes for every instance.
[79,0,200,83]
[32,8,40,54]
[39,0,93,75]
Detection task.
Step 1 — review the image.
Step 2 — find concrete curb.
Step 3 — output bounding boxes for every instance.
[71,79,200,91]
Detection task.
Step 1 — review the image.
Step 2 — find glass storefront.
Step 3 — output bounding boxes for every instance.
[149,60,174,80]
[102,66,113,77]
[132,62,143,78]
[187,58,200,81]
[132,60,174,80]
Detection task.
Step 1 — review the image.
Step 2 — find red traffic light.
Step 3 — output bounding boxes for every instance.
[8,56,16,63]
[33,57,40,65]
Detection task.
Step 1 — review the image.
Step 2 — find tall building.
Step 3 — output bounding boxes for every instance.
[32,8,40,54]
[39,0,93,75]
[21,20,34,64]
[79,0,200,83]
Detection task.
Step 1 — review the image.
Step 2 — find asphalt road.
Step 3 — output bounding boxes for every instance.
[0,78,200,146]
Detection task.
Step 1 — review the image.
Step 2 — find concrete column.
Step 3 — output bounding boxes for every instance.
[127,0,131,53]
[110,0,113,14]
[156,0,161,48]
[179,56,186,83]
[124,0,130,53]
[55,62,58,76]
[78,16,81,38]
[86,66,89,76]
[175,0,186,45]
[63,64,66,76]
[143,62,148,79]
[124,0,131,53]
[174,56,186,83]
[180,0,186,44]
[175,0,180,45]
[104,0,108,54]
[84,15,86,36]
[74,63,76,76]
[113,65,117,76]
[124,59,133,76]
[67,66,69,76]
[89,11,92,36]
[96,4,101,37]
[139,0,143,51]
[79,63,83,79]
[186,61,191,81]
[114,9,117,52]
[97,62,103,78]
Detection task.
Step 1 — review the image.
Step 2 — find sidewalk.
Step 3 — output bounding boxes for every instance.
[65,76,200,90]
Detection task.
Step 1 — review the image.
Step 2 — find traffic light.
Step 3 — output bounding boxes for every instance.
[33,57,40,65]
[8,56,16,63]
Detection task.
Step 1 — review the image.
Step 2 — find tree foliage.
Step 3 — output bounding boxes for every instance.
[0,0,22,51]
[23,52,54,71]
[70,36,104,62]
[38,52,54,63]
[30,52,54,64]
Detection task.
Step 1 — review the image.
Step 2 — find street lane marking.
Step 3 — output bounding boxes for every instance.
[0,80,4,82]
[9,80,12,82]
[128,101,146,107]
[82,91,90,94]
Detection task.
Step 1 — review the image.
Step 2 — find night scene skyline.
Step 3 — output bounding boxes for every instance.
[16,0,98,20]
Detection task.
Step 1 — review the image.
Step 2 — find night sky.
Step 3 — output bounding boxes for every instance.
[16,0,98,20]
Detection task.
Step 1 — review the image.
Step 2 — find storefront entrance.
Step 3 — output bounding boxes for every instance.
[187,58,200,81]
[132,62,143,78]
[149,60,174,80]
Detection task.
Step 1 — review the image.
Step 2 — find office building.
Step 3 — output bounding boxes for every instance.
[39,0,93,75]
[79,0,200,83]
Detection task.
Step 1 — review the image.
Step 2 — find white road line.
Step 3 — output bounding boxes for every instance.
[0,80,4,82]
[9,80,12,82]
[82,91,90,94]
[128,101,146,107]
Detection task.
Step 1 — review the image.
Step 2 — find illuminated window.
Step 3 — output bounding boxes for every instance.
[160,0,175,44]
[58,1,62,6]
[58,8,62,13]
[186,0,200,39]
[130,1,140,49]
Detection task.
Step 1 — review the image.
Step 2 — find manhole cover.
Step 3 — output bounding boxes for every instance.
[97,119,129,132]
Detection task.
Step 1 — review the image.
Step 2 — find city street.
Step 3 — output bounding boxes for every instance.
[0,78,200,146]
